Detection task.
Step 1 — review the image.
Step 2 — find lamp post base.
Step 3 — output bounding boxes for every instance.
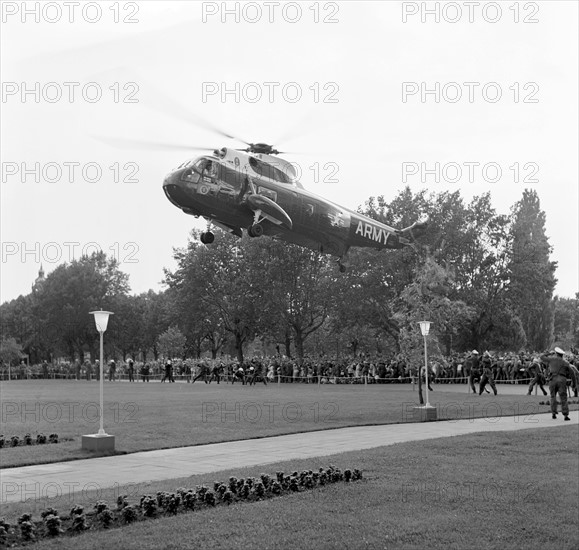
[81,434,115,452]
[413,405,438,422]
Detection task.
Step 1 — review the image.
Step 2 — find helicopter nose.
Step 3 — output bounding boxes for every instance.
[163,170,185,207]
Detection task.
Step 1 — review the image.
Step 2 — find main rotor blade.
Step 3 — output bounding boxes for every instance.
[137,76,251,145]
[92,136,214,152]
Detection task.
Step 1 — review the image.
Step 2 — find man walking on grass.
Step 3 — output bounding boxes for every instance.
[540,347,576,421]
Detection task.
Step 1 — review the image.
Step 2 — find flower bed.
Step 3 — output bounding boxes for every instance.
[0,433,59,449]
[0,465,362,546]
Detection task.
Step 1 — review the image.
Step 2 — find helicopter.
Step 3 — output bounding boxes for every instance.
[162,139,428,272]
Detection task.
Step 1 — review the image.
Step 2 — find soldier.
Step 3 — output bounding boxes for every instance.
[208,362,224,384]
[232,364,246,385]
[127,359,135,382]
[192,361,209,383]
[162,359,174,383]
[84,360,92,381]
[540,347,576,421]
[479,352,498,396]
[141,362,150,382]
[464,350,481,394]
[108,360,116,382]
[248,360,267,386]
[527,356,548,396]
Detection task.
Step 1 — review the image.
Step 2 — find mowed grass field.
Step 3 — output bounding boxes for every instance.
[2,427,577,550]
[2,379,575,468]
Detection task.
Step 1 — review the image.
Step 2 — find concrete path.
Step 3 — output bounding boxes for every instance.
[1,411,577,504]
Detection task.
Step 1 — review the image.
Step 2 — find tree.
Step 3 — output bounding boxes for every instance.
[245,238,336,363]
[552,295,579,351]
[0,337,23,365]
[507,190,557,350]
[165,231,260,362]
[34,252,130,360]
[157,326,186,359]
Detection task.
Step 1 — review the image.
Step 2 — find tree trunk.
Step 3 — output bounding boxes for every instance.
[294,328,304,364]
[235,331,244,363]
[284,330,291,358]
[417,365,424,405]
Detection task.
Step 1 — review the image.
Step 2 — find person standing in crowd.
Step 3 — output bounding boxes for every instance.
[127,358,135,382]
[541,347,576,421]
[527,356,548,396]
[42,360,49,379]
[95,359,100,381]
[108,360,116,382]
[84,360,92,381]
[479,351,498,396]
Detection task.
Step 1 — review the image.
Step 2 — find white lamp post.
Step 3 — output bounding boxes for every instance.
[418,321,433,408]
[82,310,115,451]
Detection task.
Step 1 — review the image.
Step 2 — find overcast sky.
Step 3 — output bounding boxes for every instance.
[1,1,577,303]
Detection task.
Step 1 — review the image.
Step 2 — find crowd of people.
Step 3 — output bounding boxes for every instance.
[2,349,578,396]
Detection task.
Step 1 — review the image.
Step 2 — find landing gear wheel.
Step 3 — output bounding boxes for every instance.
[248,223,264,238]
[200,231,215,244]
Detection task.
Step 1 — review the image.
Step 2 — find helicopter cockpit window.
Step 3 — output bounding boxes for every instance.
[248,157,292,184]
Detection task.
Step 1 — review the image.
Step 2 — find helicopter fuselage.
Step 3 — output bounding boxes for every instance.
[163,148,426,258]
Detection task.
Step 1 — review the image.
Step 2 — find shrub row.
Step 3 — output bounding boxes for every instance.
[0,433,58,448]
[0,465,362,546]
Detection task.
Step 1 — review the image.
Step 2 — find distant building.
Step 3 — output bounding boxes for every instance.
[32,264,46,293]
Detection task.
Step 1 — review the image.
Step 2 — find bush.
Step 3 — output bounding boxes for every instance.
[116,495,128,510]
[19,520,35,540]
[40,508,58,519]
[23,433,32,445]
[121,505,138,524]
[36,433,47,444]
[49,433,59,444]
[44,514,62,536]
[140,495,157,517]
[10,435,20,447]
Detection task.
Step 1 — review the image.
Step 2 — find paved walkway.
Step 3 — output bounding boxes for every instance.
[1,411,577,504]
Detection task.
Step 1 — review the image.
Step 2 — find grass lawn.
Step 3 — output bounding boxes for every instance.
[2,426,577,550]
[1,380,576,468]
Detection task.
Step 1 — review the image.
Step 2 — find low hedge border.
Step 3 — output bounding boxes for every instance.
[0,465,363,547]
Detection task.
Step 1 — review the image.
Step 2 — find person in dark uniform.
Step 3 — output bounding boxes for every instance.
[248,360,267,386]
[464,350,481,393]
[479,351,497,396]
[208,362,224,384]
[162,359,174,383]
[540,347,576,421]
[84,360,91,381]
[192,361,209,383]
[232,365,245,385]
[108,360,116,381]
[141,362,150,382]
[42,360,49,379]
[527,356,548,396]
[127,359,135,382]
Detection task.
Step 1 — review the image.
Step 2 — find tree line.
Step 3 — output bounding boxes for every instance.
[1,187,577,365]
